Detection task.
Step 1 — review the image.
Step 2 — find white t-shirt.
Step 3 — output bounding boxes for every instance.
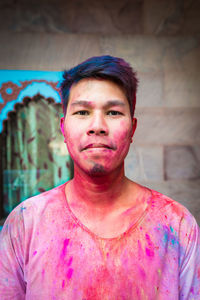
[0,183,200,299]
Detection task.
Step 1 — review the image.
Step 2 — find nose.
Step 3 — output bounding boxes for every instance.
[87,112,108,136]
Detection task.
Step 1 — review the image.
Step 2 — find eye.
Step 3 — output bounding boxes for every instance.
[107,110,123,116]
[74,110,89,116]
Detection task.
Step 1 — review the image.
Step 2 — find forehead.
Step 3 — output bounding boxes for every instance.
[68,78,128,106]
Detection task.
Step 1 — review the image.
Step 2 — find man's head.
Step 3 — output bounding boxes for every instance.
[60,55,138,117]
[60,56,138,177]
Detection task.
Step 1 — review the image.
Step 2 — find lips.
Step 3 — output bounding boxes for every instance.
[82,143,114,151]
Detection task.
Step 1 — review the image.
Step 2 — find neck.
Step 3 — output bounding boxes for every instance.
[68,163,129,209]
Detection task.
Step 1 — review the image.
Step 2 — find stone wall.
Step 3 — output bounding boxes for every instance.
[0,0,200,223]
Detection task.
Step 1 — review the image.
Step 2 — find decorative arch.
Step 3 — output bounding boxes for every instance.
[0,92,73,218]
[0,70,62,132]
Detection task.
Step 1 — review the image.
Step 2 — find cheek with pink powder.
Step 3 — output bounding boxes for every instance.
[64,123,132,175]
[113,121,132,154]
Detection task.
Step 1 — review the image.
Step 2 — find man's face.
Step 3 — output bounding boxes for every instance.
[60,78,137,176]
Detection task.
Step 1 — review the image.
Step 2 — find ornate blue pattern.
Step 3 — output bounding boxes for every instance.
[0,70,62,132]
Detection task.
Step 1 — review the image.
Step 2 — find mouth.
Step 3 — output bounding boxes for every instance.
[82,143,114,151]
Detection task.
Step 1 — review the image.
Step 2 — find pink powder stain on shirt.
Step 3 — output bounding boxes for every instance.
[61,238,70,259]
[67,256,73,266]
[145,248,154,257]
[170,201,186,220]
[62,280,65,288]
[145,233,155,258]
[136,286,141,298]
[42,269,45,278]
[190,287,194,294]
[139,266,146,279]
[67,268,73,280]
[137,239,144,260]
[145,233,152,243]
[33,251,37,256]
[198,267,200,279]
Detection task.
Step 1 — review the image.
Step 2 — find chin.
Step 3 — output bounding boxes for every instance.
[89,163,107,176]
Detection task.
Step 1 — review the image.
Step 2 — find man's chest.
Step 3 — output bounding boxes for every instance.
[24,226,179,300]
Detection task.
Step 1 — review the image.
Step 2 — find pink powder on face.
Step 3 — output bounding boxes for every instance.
[62,78,134,179]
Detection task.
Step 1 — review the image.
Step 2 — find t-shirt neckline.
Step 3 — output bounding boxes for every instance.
[61,182,152,242]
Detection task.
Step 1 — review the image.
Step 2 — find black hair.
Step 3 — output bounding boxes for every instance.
[60,55,138,116]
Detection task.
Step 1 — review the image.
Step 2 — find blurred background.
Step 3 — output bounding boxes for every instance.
[0,0,199,225]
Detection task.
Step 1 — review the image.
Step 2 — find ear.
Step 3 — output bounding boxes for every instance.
[60,117,65,137]
[131,117,137,138]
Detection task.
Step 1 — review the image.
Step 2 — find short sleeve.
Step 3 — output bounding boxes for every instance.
[179,217,200,299]
[0,207,26,299]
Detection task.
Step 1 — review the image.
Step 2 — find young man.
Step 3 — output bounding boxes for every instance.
[0,55,199,299]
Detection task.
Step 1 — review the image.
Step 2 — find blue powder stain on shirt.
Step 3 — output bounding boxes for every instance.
[171,239,175,245]
[163,226,179,248]
[20,206,26,212]
[171,238,179,247]
[163,232,168,243]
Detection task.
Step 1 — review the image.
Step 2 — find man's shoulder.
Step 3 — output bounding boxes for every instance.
[0,183,69,239]
[132,182,191,218]
[4,183,67,224]
[146,187,198,229]
[150,188,190,214]
[23,183,66,206]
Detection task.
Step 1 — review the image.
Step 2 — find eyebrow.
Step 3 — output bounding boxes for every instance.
[71,100,125,108]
